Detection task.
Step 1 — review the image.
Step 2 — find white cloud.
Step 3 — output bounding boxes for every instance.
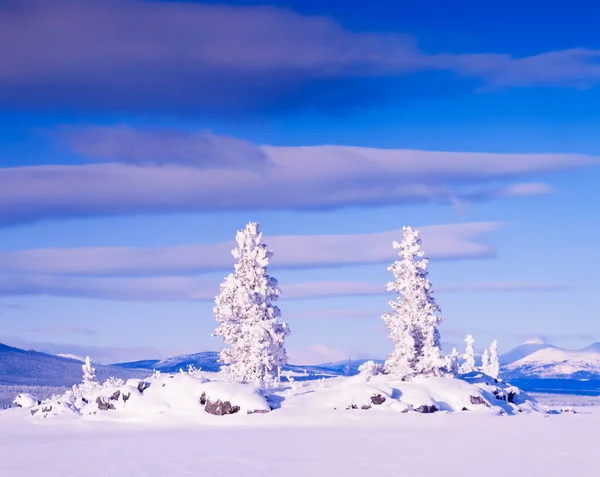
[0,222,499,276]
[0,274,567,302]
[287,344,351,365]
[0,142,593,225]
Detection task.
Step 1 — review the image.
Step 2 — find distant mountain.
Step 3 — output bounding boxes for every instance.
[582,342,600,354]
[0,342,149,386]
[500,338,558,365]
[114,352,221,373]
[113,353,379,378]
[503,347,600,379]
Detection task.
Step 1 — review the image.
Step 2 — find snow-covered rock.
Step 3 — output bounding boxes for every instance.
[200,381,270,415]
[12,393,41,409]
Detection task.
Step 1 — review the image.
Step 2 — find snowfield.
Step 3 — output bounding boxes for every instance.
[1,400,598,477]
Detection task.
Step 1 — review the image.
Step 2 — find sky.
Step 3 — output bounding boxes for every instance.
[1,0,599,364]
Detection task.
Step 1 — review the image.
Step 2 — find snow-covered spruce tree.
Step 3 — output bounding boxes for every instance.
[459,334,476,374]
[488,340,500,379]
[481,348,491,374]
[79,356,98,398]
[382,226,444,379]
[213,222,290,389]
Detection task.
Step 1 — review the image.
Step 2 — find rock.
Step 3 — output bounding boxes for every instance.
[199,392,207,405]
[507,391,516,403]
[41,405,53,413]
[371,394,386,405]
[110,391,121,401]
[96,396,116,411]
[247,409,269,414]
[462,407,469,411]
[137,381,150,393]
[204,399,240,416]
[361,404,371,410]
[414,404,438,414]
[469,395,490,407]
[122,392,131,403]
[346,404,358,410]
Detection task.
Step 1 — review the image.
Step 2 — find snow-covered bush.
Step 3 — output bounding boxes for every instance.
[358,360,384,377]
[460,335,476,374]
[443,348,460,377]
[213,222,290,389]
[382,226,444,379]
[480,340,500,379]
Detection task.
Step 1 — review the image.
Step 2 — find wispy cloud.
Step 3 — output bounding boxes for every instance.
[0,275,568,302]
[287,344,353,365]
[1,138,593,225]
[1,1,599,115]
[19,326,97,336]
[0,222,499,275]
[62,127,269,169]
[436,282,570,293]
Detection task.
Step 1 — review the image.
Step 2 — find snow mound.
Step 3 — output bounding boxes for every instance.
[25,372,271,420]
[16,371,544,422]
[286,374,544,416]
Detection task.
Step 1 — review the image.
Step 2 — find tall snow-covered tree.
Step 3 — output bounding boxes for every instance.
[460,334,476,374]
[82,356,95,383]
[481,348,491,374]
[79,356,98,398]
[213,222,290,389]
[488,340,500,379]
[382,226,444,378]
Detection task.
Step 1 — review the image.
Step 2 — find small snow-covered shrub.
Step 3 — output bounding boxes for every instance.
[358,361,384,378]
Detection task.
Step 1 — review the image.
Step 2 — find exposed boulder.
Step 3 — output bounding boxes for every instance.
[204,399,240,416]
[371,394,386,405]
[469,395,490,407]
[414,404,438,414]
[96,396,116,411]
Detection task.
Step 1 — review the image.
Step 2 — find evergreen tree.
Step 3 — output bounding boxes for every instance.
[82,356,95,383]
[481,348,491,374]
[382,226,444,378]
[79,356,98,398]
[459,334,476,374]
[213,222,290,389]
[488,340,500,379]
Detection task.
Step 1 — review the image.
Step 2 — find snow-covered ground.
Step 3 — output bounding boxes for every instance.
[1,404,598,477]
[2,372,598,476]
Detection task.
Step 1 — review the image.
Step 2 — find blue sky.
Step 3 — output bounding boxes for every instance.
[0,0,599,364]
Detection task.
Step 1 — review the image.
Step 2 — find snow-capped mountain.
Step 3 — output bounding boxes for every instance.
[499,338,558,365]
[582,342,600,353]
[0,343,148,386]
[502,340,600,379]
